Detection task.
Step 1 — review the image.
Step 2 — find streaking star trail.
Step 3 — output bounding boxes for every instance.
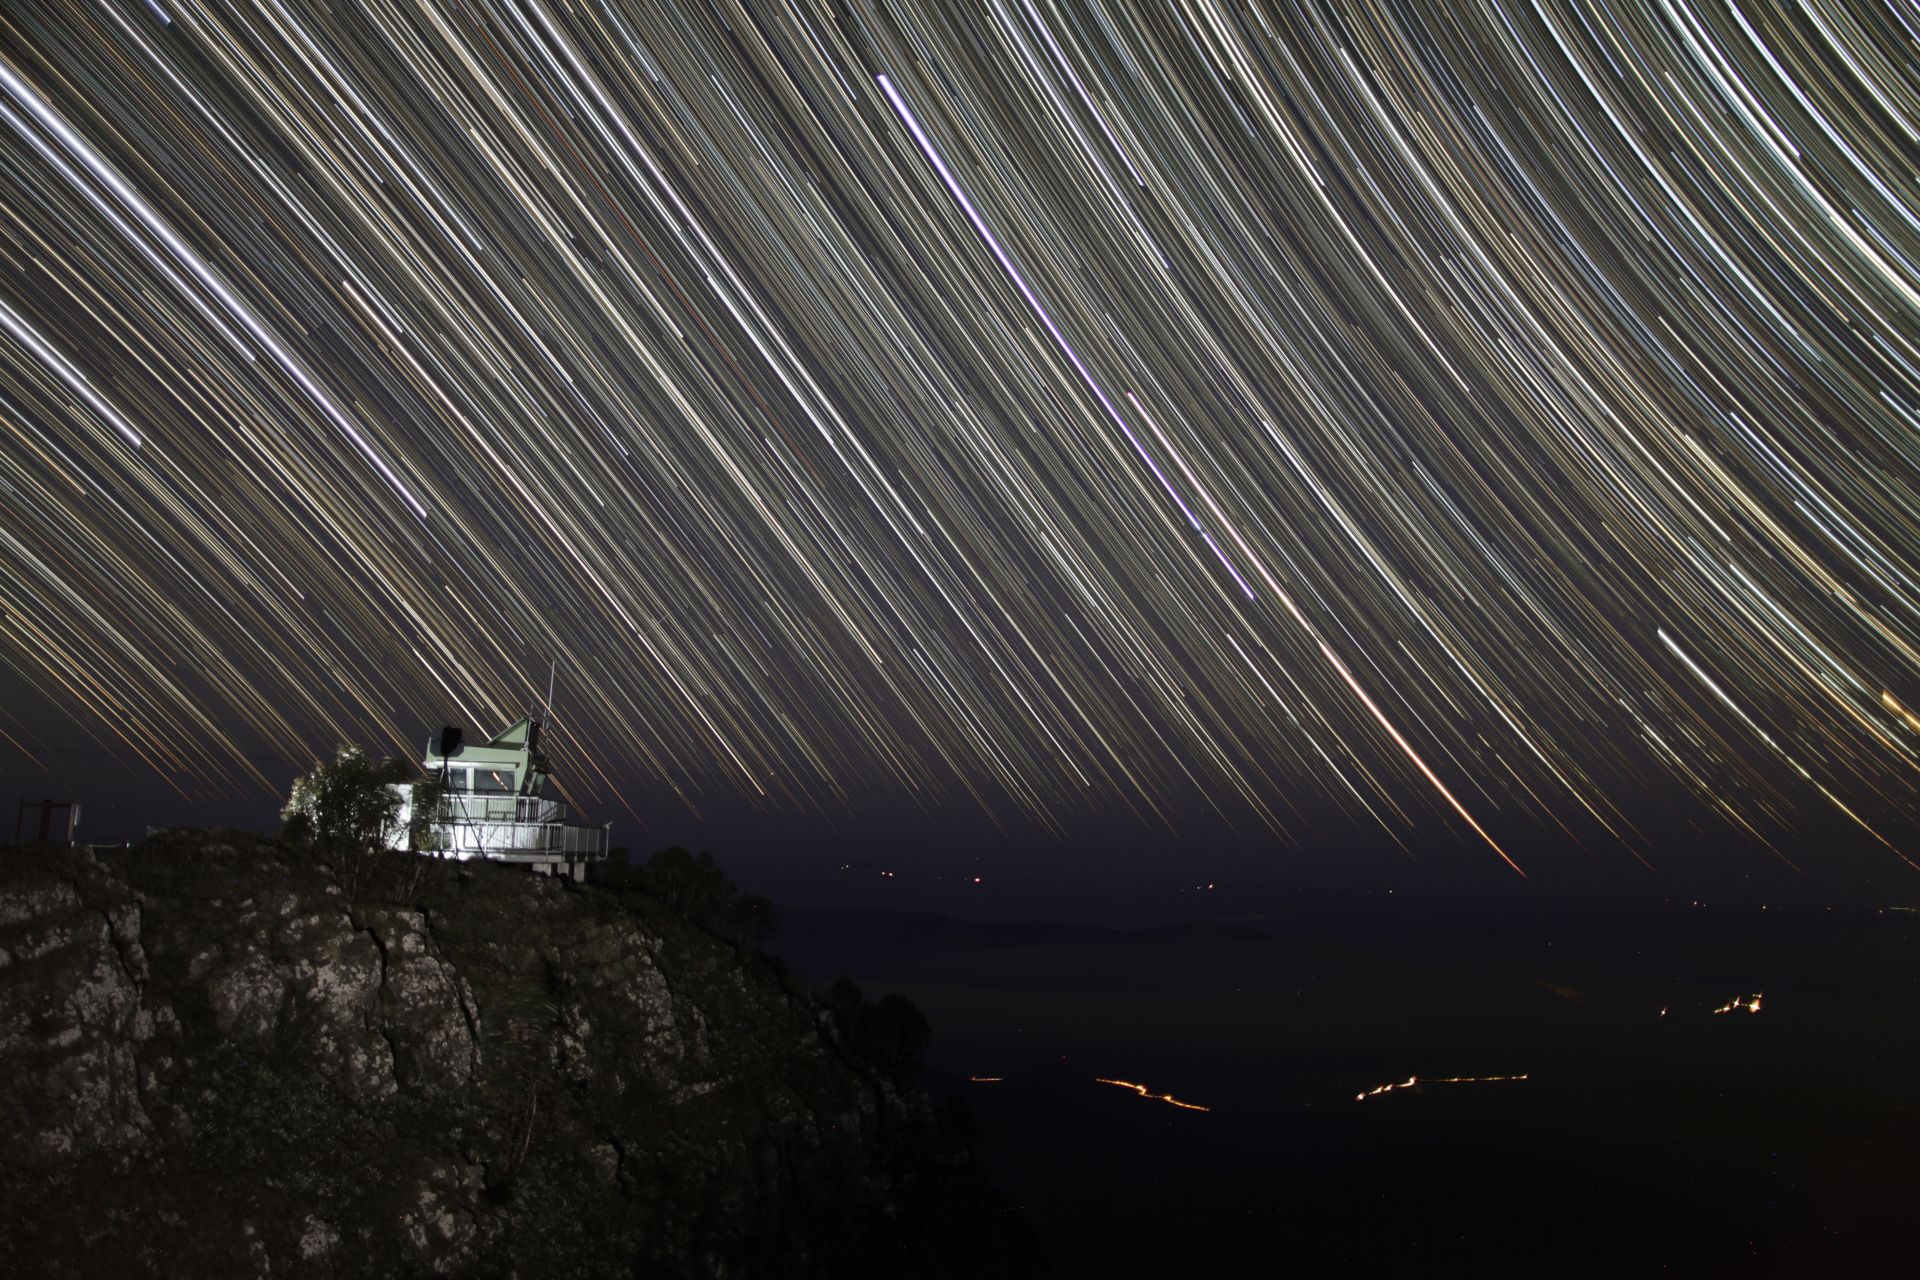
[1,1,1918,870]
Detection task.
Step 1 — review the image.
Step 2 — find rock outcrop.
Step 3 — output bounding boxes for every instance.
[0,833,1028,1277]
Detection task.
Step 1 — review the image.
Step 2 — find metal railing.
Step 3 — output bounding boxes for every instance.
[438,794,567,824]
[424,799,609,861]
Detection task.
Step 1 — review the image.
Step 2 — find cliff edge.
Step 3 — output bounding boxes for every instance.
[0,832,1029,1277]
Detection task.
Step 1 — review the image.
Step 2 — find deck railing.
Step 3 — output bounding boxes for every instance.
[438,794,567,824]
[426,797,609,860]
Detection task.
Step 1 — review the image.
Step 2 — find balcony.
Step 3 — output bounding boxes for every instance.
[438,794,569,824]
[425,795,608,861]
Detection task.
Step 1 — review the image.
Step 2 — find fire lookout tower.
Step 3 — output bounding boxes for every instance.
[389,717,608,881]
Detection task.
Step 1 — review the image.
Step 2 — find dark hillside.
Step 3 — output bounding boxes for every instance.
[0,833,1032,1277]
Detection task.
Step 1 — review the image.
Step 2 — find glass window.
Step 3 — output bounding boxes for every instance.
[474,768,516,795]
[444,767,471,793]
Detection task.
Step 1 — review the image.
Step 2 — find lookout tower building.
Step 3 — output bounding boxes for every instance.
[390,717,609,881]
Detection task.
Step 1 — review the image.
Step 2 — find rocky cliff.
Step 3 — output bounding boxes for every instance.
[0,833,1030,1277]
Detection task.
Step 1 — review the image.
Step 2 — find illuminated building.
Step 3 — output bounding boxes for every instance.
[389,717,609,880]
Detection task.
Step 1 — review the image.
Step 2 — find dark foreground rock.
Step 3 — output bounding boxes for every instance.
[0,833,1033,1277]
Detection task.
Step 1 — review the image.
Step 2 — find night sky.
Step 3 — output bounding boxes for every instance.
[2,1,1918,883]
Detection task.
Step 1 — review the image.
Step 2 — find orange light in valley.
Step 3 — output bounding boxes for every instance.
[968,1076,1004,1083]
[1712,993,1763,1015]
[1354,1073,1530,1102]
[1095,1077,1211,1112]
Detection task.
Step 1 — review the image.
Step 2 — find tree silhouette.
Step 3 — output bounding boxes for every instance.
[629,847,779,950]
[719,892,778,951]
[825,978,930,1076]
[634,847,733,917]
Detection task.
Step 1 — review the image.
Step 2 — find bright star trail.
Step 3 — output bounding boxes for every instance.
[2,2,1918,871]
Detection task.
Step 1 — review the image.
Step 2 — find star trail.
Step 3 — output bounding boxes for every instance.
[2,1,1917,873]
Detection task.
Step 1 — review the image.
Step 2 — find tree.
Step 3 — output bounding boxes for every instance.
[281,745,411,849]
[824,978,930,1076]
[826,977,866,1025]
[634,847,735,920]
[718,892,778,952]
[626,847,779,951]
[867,992,931,1074]
[407,774,449,852]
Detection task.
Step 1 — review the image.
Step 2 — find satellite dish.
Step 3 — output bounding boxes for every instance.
[437,725,464,757]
